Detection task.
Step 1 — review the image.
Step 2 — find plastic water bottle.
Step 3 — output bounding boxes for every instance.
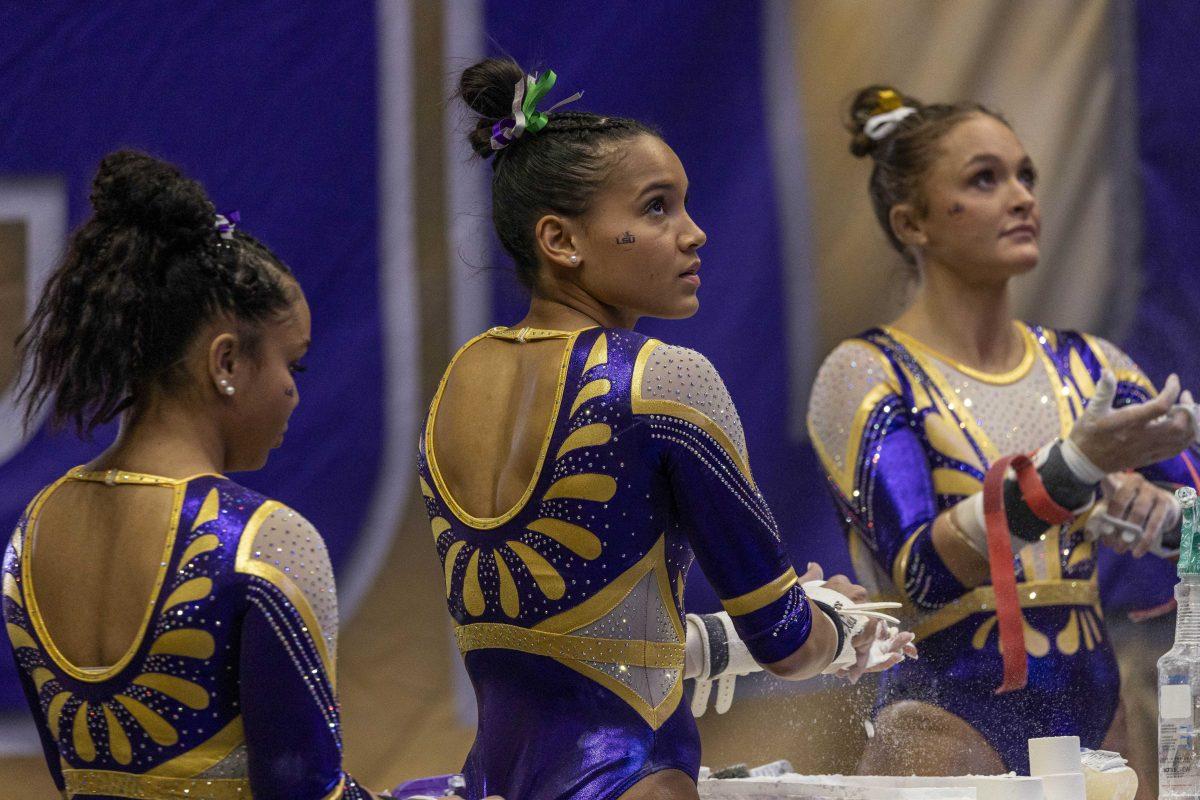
[1159,486,1200,797]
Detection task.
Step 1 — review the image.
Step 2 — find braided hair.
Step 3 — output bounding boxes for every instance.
[845,85,1008,263]
[458,57,659,289]
[17,150,296,434]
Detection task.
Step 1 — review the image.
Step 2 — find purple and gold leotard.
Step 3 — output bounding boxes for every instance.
[2,468,375,799]
[808,322,1199,773]
[419,326,812,800]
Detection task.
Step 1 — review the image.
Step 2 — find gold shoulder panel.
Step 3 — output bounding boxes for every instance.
[631,339,755,486]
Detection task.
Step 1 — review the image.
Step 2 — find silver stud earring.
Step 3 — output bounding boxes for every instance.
[569,254,578,264]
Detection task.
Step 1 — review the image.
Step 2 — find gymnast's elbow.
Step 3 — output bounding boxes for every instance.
[760,604,840,680]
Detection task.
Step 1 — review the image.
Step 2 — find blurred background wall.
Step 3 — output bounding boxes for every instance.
[1,1,1197,797]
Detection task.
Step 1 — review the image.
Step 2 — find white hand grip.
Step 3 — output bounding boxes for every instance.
[845,609,903,625]
[803,582,901,630]
[690,675,713,718]
[715,675,737,714]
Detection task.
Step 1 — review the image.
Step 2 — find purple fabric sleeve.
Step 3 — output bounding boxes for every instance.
[658,416,812,664]
[830,398,968,611]
[239,577,373,800]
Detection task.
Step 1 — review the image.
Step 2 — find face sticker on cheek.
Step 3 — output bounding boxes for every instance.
[948,203,965,216]
[616,231,636,246]
[284,386,296,397]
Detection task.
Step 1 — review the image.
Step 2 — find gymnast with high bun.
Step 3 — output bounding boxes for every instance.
[418,59,915,800]
[808,85,1199,779]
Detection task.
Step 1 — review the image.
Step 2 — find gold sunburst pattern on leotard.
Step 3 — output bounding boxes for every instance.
[47,490,222,765]
[0,482,231,770]
[436,334,614,620]
[969,605,1104,658]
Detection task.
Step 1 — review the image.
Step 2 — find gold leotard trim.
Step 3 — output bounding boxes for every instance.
[882,322,1037,386]
[62,769,345,799]
[910,579,1099,641]
[455,623,684,668]
[62,769,250,799]
[424,326,596,529]
[21,470,189,683]
[720,567,798,617]
[145,716,245,778]
[461,535,686,730]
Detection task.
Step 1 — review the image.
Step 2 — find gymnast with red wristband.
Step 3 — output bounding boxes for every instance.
[806,85,1200,781]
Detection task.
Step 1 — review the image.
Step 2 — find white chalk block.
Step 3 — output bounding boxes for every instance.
[1028,735,1082,776]
[703,773,1044,800]
[1082,765,1137,800]
[1037,771,1085,800]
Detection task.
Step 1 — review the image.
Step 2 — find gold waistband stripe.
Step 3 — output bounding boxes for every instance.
[911,579,1099,641]
[456,622,683,669]
[64,769,250,799]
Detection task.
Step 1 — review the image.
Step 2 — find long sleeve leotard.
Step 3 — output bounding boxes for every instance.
[419,326,814,800]
[2,469,376,799]
[807,323,1199,773]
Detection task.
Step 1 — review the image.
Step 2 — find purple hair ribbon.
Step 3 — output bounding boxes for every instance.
[215,210,241,239]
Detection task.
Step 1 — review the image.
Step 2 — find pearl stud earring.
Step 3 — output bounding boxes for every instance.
[219,379,235,396]
[569,254,579,264]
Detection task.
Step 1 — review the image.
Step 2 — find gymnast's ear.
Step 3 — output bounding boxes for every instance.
[889,202,928,251]
[535,212,582,272]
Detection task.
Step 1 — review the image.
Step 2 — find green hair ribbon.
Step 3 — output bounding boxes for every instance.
[490,69,584,150]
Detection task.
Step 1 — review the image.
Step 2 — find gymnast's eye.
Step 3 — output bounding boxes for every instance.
[969,169,996,190]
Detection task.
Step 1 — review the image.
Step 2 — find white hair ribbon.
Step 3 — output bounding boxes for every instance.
[864,106,917,141]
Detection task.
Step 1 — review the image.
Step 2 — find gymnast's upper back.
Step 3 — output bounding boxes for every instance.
[4,469,338,673]
[425,326,749,517]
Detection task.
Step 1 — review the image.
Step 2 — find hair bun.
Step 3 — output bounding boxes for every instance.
[845,85,922,158]
[89,150,215,246]
[457,57,527,158]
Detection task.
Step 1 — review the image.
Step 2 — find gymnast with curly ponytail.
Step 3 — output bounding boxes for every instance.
[3,152,391,799]
[19,149,295,437]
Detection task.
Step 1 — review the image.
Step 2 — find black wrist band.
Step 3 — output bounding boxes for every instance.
[1004,442,1098,542]
[811,599,846,657]
[699,614,729,678]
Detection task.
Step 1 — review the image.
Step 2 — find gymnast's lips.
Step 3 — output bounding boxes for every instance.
[1000,223,1038,239]
[679,262,701,286]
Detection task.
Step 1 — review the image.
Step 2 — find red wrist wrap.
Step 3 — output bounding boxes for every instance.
[1012,453,1074,525]
[984,454,1029,694]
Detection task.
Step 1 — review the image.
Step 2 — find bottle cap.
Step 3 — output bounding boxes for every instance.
[1176,486,1198,575]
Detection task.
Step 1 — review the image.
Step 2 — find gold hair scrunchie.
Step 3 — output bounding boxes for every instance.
[872,89,904,116]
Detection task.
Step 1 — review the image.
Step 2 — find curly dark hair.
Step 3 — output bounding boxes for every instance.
[845,84,1009,263]
[17,150,297,435]
[458,57,660,289]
